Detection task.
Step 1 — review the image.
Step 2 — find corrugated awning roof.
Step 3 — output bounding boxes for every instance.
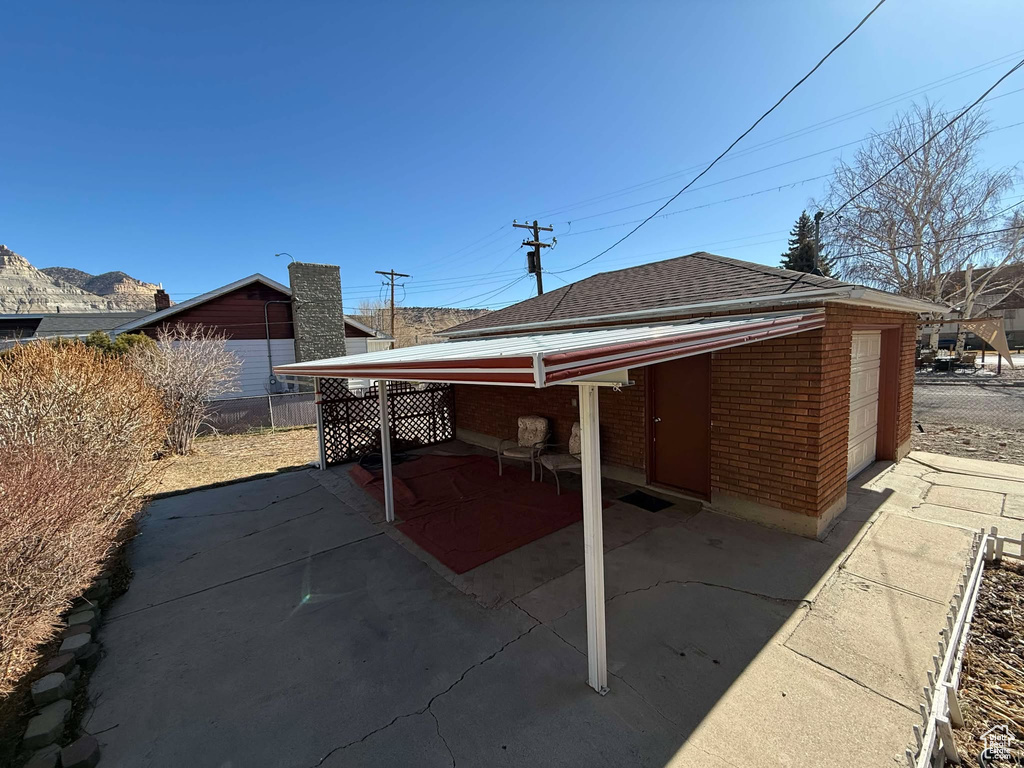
[274,309,825,387]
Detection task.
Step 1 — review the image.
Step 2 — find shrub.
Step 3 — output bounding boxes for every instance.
[130,324,240,455]
[83,330,112,353]
[110,332,156,357]
[0,341,166,698]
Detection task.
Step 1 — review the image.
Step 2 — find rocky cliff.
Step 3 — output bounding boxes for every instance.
[0,245,160,313]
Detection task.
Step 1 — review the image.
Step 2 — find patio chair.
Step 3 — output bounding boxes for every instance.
[497,415,550,481]
[953,351,978,374]
[539,422,582,495]
[917,350,936,369]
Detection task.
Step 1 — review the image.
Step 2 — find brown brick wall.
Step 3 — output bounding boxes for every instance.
[453,302,918,519]
[454,368,647,470]
[711,304,916,518]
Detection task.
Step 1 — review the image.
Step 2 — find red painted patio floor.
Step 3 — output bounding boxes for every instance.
[349,454,585,574]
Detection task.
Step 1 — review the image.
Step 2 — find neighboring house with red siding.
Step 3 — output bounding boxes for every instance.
[113,273,389,398]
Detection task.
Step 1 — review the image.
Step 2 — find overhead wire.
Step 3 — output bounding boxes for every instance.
[828,56,1024,220]
[551,0,889,275]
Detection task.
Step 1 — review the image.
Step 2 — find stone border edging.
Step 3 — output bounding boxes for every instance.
[19,577,110,768]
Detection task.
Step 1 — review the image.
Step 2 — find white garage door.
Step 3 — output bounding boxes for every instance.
[847,330,881,479]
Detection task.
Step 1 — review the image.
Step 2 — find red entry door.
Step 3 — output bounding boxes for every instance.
[649,355,711,497]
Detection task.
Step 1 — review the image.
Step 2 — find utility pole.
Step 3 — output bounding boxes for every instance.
[375,269,410,338]
[513,220,554,296]
[813,210,825,275]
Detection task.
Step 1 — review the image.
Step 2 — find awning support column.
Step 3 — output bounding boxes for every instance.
[578,382,608,694]
[314,377,327,470]
[377,380,395,523]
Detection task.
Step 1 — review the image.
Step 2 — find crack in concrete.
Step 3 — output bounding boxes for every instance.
[513,598,696,731]
[783,645,917,714]
[175,507,328,564]
[607,579,812,609]
[109,531,385,621]
[309,623,542,767]
[164,486,319,520]
[429,709,456,768]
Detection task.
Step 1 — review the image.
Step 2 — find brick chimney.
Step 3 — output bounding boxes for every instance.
[287,262,347,362]
[154,288,171,311]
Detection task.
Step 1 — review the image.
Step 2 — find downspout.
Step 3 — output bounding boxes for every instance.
[265,300,292,387]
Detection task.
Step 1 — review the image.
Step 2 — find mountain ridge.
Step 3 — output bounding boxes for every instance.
[0,244,160,313]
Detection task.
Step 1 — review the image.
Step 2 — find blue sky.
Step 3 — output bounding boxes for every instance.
[3,1,1023,313]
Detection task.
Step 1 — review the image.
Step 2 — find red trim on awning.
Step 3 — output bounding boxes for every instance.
[278,368,537,385]
[543,315,825,383]
[542,315,811,367]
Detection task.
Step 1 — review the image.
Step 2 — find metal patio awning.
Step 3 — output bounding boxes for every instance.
[273,309,825,386]
[276,308,826,696]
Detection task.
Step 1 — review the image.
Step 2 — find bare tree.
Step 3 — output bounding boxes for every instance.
[131,324,241,454]
[820,102,1021,348]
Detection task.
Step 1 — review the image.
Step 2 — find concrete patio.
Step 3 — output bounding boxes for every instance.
[81,449,1024,767]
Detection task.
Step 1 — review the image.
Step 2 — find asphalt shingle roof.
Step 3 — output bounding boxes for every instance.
[35,311,152,337]
[445,252,852,335]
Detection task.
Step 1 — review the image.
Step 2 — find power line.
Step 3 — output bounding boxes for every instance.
[529,46,1024,222]
[553,0,888,275]
[828,56,1024,220]
[550,114,1024,236]
[557,174,832,237]
[836,224,1024,260]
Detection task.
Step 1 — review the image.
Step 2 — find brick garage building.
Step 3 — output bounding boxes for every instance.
[444,253,933,539]
[276,251,940,694]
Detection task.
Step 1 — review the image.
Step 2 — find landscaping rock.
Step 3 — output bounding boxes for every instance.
[59,633,91,658]
[67,664,82,683]
[77,643,100,669]
[61,623,92,640]
[67,609,98,629]
[83,580,110,602]
[30,672,71,707]
[24,744,61,768]
[22,698,72,750]
[41,652,76,676]
[61,735,100,768]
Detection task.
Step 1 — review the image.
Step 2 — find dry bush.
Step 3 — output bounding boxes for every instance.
[131,324,240,455]
[0,341,166,698]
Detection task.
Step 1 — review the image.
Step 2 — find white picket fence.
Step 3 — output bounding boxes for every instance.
[909,526,1024,767]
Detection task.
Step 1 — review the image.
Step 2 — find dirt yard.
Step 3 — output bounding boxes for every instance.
[143,428,319,496]
[952,562,1024,766]
[912,423,1024,466]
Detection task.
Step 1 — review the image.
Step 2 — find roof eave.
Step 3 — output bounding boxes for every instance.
[443,288,850,339]
[836,288,948,315]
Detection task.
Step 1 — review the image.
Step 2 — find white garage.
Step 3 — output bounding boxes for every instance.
[847,329,881,479]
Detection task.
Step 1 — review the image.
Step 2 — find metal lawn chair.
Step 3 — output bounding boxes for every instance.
[539,422,582,495]
[497,415,550,481]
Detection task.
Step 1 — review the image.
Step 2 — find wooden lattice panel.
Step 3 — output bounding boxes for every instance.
[318,380,455,466]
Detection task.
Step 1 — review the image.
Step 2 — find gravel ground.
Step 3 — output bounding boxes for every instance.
[912,423,1024,466]
[951,562,1024,766]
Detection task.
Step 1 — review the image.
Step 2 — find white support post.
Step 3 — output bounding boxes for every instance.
[378,380,396,524]
[578,383,608,694]
[314,377,327,470]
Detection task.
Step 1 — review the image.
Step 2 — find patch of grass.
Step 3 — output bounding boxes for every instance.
[143,427,319,496]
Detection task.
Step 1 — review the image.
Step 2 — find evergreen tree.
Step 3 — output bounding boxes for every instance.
[780,211,832,275]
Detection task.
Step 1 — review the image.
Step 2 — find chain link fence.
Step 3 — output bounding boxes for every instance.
[913,359,1024,463]
[201,393,317,435]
